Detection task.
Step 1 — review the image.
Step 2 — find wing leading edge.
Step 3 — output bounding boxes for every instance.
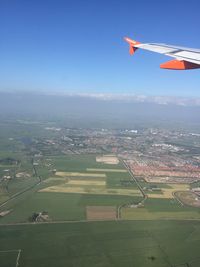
[124,37,200,70]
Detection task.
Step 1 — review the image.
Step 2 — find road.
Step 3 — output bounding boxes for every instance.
[122,160,147,200]
[2,217,200,227]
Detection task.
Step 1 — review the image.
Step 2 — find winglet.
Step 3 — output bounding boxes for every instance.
[124,37,141,55]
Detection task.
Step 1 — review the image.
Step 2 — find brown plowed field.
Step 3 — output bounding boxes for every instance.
[86,206,116,220]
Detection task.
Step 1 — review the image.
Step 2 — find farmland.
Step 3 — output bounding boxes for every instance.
[1,150,200,267]
[175,191,200,207]
[0,121,200,267]
[1,220,200,267]
[0,152,199,224]
[0,154,142,224]
[40,185,141,196]
[86,206,117,220]
[121,198,200,220]
[146,184,190,199]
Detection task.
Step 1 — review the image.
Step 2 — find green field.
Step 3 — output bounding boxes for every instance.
[122,198,200,220]
[0,192,138,223]
[1,220,200,267]
[0,250,21,267]
[49,155,124,172]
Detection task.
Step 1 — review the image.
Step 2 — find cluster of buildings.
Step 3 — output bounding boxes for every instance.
[13,126,200,187]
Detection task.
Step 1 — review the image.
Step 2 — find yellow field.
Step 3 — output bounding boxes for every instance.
[39,185,141,196]
[96,155,119,164]
[148,184,190,199]
[43,177,68,183]
[86,168,127,173]
[56,171,106,177]
[67,180,106,186]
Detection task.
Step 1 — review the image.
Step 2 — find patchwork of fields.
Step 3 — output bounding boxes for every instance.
[40,185,141,196]
[39,170,141,197]
[0,155,142,223]
[1,154,200,223]
[1,154,200,267]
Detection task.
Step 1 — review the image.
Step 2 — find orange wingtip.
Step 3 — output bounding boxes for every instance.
[124,37,141,55]
[160,59,200,70]
[124,37,141,46]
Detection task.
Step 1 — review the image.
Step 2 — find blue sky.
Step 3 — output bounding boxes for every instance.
[1,0,200,97]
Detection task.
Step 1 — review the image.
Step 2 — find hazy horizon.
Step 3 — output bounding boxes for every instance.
[0,91,200,131]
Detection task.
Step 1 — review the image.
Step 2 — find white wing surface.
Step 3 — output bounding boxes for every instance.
[124,37,200,70]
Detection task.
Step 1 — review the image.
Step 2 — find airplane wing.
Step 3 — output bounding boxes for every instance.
[124,37,200,70]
